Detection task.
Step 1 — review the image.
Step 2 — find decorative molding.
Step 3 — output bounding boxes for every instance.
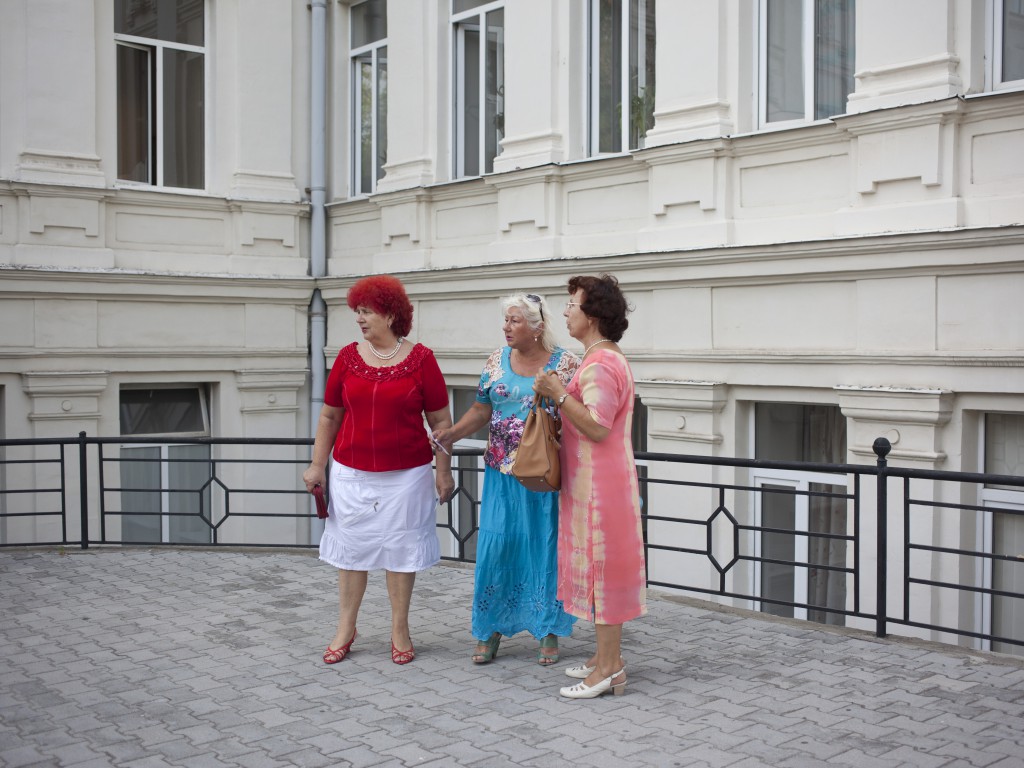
[22,371,108,423]
[16,150,105,188]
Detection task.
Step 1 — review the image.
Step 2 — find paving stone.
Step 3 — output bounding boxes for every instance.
[2,549,1023,768]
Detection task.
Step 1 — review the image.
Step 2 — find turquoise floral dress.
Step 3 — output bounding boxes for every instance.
[472,346,580,641]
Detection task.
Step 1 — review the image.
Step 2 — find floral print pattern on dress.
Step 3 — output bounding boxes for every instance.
[477,346,580,474]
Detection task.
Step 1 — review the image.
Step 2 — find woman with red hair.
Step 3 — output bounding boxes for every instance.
[303,275,454,666]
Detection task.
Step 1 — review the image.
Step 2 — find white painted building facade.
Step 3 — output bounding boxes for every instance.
[1,0,1022,651]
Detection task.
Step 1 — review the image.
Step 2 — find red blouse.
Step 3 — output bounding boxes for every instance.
[324,342,449,472]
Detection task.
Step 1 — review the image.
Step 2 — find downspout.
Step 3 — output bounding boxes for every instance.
[309,0,328,544]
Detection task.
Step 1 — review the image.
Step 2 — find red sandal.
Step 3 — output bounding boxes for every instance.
[323,629,357,664]
[391,639,416,665]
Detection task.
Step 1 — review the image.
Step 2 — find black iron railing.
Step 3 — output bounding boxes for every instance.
[1,433,1021,653]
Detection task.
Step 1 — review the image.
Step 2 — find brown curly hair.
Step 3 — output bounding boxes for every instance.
[346,275,414,337]
[567,274,630,342]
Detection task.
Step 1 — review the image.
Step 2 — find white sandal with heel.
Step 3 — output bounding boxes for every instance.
[559,668,626,699]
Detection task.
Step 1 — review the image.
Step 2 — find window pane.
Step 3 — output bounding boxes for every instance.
[116,44,152,183]
[766,0,805,123]
[1003,0,1024,83]
[761,484,796,618]
[377,47,388,183]
[807,481,847,625]
[167,444,213,544]
[755,403,846,463]
[162,47,204,189]
[986,413,1024,490]
[993,508,1024,656]
[628,0,656,149]
[115,0,204,45]
[460,25,481,177]
[351,0,387,49]
[597,0,623,153]
[814,0,854,119]
[483,8,504,173]
[357,55,374,194]
[453,0,491,13]
[120,388,205,435]
[120,445,162,542]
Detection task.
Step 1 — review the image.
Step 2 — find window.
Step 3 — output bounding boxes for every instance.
[993,0,1024,89]
[119,386,212,544]
[759,0,854,127]
[351,0,388,195]
[115,0,205,189]
[589,0,656,154]
[981,413,1024,656]
[452,0,504,177]
[753,403,848,625]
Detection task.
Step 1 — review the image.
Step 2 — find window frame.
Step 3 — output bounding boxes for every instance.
[989,0,1024,91]
[756,0,854,130]
[118,385,213,545]
[587,0,657,156]
[451,0,505,179]
[350,0,388,196]
[976,412,1024,655]
[114,1,209,191]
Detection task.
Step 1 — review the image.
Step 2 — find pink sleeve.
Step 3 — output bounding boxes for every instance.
[577,355,627,429]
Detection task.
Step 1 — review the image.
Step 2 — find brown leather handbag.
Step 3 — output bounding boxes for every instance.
[511,398,561,493]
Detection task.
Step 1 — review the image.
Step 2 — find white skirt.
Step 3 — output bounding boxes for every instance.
[319,462,441,573]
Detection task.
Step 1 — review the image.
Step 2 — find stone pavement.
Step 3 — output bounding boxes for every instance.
[1,549,1023,768]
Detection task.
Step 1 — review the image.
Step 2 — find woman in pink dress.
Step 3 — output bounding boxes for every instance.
[534,274,647,699]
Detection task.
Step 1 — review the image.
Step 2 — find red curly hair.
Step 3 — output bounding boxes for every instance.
[346,275,414,337]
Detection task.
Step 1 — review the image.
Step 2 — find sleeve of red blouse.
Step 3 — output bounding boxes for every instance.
[420,348,450,412]
[323,349,347,407]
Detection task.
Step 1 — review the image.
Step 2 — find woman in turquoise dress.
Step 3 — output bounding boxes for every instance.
[433,293,579,665]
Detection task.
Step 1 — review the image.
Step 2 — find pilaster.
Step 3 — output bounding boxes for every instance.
[635,381,728,595]
[15,0,103,187]
[375,2,439,192]
[643,0,734,148]
[491,0,569,172]
[636,380,728,451]
[847,0,961,114]
[837,386,953,466]
[227,0,301,202]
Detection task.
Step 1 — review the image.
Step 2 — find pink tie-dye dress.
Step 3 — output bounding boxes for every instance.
[557,349,647,625]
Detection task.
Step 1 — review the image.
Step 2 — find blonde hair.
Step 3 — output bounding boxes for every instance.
[502,293,557,353]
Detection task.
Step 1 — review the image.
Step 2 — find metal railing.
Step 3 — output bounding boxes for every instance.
[1,432,1021,652]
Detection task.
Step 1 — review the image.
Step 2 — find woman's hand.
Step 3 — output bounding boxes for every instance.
[435,471,455,505]
[302,464,326,492]
[532,370,565,402]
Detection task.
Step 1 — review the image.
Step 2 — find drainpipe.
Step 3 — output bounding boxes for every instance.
[309,0,328,544]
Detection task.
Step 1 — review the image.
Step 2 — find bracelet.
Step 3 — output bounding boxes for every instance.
[557,393,569,406]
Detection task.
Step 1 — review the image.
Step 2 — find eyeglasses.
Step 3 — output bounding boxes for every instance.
[565,301,581,310]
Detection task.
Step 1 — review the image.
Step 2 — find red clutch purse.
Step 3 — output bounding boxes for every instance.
[312,484,329,519]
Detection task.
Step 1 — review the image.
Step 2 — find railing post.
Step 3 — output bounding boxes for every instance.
[873,436,891,637]
[78,431,89,549]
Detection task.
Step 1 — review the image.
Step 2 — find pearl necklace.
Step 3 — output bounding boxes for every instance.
[582,339,609,358]
[368,337,403,360]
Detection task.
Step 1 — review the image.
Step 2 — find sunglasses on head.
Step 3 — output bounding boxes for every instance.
[525,294,544,320]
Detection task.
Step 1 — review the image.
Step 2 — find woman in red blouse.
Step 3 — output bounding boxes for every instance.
[302,275,454,666]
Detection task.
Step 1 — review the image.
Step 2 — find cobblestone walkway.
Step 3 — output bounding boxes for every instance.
[1,549,1022,767]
